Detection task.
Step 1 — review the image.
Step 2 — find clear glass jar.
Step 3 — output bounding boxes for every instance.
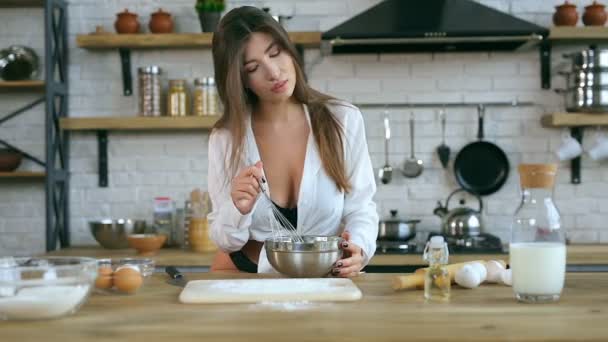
[138,66,162,117]
[510,163,566,303]
[192,78,205,116]
[167,79,189,116]
[423,236,450,301]
[153,197,174,244]
[205,77,219,115]
[192,77,218,116]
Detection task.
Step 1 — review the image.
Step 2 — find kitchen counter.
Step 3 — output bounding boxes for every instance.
[2,272,608,341]
[44,244,608,268]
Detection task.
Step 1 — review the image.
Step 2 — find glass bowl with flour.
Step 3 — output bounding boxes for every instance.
[0,257,97,320]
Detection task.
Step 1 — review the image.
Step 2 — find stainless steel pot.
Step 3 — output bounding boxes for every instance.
[564,48,608,71]
[557,86,608,113]
[560,70,608,88]
[378,210,420,241]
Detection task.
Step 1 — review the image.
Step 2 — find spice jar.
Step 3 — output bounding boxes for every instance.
[167,79,189,116]
[192,77,219,116]
[138,66,162,117]
[192,78,205,116]
[205,77,219,115]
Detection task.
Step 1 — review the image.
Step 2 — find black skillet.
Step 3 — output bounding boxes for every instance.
[453,105,509,196]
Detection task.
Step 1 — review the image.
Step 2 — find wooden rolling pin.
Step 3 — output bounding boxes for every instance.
[392,260,507,291]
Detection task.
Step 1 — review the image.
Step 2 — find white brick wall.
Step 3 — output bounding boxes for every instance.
[1,0,607,256]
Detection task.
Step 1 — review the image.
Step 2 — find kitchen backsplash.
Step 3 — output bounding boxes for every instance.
[1,0,607,256]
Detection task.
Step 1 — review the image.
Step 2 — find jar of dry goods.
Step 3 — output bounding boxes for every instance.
[192,78,205,116]
[138,66,162,117]
[192,77,219,116]
[205,77,219,115]
[167,79,189,116]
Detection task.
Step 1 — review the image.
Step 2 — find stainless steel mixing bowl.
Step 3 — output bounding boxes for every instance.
[265,235,343,278]
[89,219,145,249]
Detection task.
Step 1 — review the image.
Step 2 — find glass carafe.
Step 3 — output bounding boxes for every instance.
[510,164,566,303]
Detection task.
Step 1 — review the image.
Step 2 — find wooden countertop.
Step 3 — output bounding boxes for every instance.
[2,272,608,341]
[45,244,608,267]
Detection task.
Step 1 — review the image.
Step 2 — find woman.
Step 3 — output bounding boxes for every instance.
[207,6,378,277]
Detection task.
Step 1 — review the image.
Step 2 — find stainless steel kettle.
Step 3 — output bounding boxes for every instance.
[433,189,483,237]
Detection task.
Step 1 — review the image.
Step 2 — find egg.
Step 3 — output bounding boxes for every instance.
[94,266,114,289]
[485,260,506,283]
[469,262,487,283]
[501,268,512,286]
[95,275,113,289]
[113,266,143,294]
[455,264,482,289]
[98,265,113,276]
[116,264,140,273]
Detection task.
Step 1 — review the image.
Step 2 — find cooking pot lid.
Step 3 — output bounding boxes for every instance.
[381,210,421,224]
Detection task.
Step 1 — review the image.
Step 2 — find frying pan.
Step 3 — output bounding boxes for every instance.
[453,105,509,196]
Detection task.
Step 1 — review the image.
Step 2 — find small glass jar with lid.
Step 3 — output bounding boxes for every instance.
[510,163,566,303]
[205,77,219,115]
[138,66,162,117]
[192,77,219,116]
[192,78,205,116]
[167,79,189,116]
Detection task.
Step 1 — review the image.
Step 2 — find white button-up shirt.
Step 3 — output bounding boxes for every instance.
[207,101,378,273]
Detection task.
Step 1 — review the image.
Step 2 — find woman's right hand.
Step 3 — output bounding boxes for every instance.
[231,161,264,215]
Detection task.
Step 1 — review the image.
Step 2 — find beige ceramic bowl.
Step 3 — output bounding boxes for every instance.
[127,234,167,256]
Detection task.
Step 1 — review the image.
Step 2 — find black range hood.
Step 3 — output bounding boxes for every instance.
[321,0,549,54]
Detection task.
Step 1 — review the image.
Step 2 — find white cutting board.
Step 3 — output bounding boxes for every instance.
[178,278,362,304]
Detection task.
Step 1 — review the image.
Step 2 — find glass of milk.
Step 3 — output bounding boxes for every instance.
[510,164,566,303]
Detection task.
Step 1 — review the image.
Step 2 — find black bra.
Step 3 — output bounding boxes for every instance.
[271,200,298,229]
[229,201,298,273]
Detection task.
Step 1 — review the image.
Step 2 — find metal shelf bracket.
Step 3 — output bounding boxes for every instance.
[119,48,133,96]
[540,41,551,89]
[97,130,108,187]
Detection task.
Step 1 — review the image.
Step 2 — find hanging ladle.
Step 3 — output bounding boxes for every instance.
[436,109,451,169]
[378,111,392,184]
[402,112,424,178]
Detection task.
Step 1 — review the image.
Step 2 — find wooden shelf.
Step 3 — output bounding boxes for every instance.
[0,0,43,8]
[0,80,45,91]
[76,32,322,49]
[541,113,608,127]
[0,172,45,178]
[549,27,608,42]
[60,116,219,131]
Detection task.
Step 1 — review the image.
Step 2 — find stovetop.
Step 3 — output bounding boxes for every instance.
[376,232,505,255]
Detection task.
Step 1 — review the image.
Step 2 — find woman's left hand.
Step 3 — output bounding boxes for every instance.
[332,231,364,278]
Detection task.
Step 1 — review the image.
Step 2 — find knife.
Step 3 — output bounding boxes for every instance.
[165,266,188,287]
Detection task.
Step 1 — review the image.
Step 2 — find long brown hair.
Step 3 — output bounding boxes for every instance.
[211,6,351,193]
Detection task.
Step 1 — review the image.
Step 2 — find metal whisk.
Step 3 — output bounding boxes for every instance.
[258,177,303,243]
